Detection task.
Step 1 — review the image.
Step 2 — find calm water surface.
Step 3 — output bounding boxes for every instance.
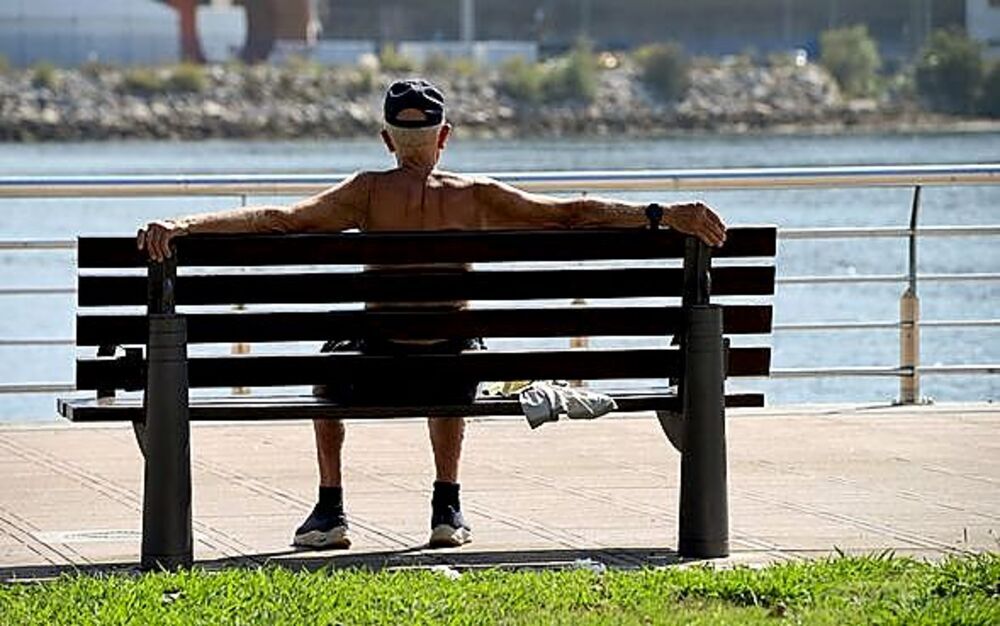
[1,132,997,421]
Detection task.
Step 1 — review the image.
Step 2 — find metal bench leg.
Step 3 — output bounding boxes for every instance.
[141,314,192,571]
[678,304,729,559]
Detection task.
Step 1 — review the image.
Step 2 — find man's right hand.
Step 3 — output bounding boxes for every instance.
[137,220,187,262]
[663,201,727,247]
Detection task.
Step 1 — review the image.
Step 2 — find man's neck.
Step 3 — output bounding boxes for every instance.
[395,158,438,176]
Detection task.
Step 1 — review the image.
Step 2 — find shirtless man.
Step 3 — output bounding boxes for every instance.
[138,78,726,550]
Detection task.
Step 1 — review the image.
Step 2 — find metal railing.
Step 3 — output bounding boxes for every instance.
[2,164,998,403]
[1,163,998,197]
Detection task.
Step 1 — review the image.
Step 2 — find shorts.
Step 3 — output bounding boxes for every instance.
[313,337,486,406]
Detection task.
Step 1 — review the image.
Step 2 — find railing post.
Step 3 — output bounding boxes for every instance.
[568,297,588,387]
[678,237,729,559]
[141,254,192,571]
[232,193,251,395]
[899,186,921,404]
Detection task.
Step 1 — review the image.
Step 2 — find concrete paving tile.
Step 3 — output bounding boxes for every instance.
[0,405,997,574]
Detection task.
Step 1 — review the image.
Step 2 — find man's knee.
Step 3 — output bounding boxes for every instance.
[428,416,465,427]
[428,416,466,443]
[314,418,345,439]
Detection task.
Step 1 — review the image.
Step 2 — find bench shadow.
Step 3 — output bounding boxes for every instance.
[1,547,686,581]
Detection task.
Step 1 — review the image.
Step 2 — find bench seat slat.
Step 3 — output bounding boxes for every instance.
[78,227,777,268]
[77,305,773,345]
[76,347,771,390]
[57,393,766,422]
[78,266,776,307]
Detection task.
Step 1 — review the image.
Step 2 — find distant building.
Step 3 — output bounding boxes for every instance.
[968,0,1000,58]
[0,0,243,67]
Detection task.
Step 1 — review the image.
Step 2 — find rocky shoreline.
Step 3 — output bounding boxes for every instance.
[1,62,996,142]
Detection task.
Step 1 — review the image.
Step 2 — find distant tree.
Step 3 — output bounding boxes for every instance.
[979,63,1000,118]
[819,25,881,98]
[916,29,985,114]
[634,42,690,102]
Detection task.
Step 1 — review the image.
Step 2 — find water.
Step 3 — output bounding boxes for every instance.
[1,132,998,422]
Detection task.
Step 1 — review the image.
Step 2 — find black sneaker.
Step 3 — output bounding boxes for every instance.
[293,504,351,549]
[429,504,472,548]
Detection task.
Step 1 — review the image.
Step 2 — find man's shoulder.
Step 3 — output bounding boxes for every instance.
[431,171,511,195]
[430,170,480,187]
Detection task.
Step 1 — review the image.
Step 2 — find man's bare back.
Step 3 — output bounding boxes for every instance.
[137,164,725,259]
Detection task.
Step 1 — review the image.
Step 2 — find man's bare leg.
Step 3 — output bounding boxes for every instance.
[293,418,350,549]
[314,418,345,487]
[428,416,471,546]
[428,416,464,482]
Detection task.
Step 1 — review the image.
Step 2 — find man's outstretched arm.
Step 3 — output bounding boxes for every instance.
[137,173,371,260]
[473,178,726,247]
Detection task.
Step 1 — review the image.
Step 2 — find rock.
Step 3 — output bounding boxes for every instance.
[0,60,860,142]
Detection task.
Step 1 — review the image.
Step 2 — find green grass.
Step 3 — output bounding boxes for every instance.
[1,554,997,625]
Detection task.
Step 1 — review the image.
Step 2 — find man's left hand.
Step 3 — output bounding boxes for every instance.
[663,202,727,247]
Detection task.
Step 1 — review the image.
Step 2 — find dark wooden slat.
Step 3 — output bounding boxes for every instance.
[724,305,773,334]
[730,347,771,377]
[76,347,770,390]
[78,349,679,389]
[79,227,777,268]
[78,305,773,345]
[58,392,765,422]
[78,266,776,307]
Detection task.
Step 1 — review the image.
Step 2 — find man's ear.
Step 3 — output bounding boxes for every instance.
[380,129,396,153]
[437,123,452,150]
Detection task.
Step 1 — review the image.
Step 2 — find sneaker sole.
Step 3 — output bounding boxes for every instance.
[429,524,471,548]
[293,527,351,550]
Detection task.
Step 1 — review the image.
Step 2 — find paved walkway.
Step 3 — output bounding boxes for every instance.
[1,404,997,579]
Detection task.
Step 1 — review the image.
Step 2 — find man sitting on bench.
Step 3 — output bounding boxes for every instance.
[137,78,727,550]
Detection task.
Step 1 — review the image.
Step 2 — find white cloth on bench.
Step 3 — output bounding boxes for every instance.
[517,381,618,430]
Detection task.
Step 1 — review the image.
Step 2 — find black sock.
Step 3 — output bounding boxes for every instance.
[432,481,461,510]
[318,486,343,513]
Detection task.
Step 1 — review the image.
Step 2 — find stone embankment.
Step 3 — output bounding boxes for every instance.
[0,61,949,142]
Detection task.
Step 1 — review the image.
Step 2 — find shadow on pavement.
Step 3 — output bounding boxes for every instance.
[1,547,686,581]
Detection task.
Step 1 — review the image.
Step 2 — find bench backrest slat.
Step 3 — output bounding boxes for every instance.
[78,266,775,307]
[76,347,772,390]
[77,305,774,345]
[79,228,777,267]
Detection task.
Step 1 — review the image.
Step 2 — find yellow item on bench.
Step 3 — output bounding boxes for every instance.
[480,380,534,398]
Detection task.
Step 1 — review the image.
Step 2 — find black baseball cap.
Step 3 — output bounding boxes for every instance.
[383,79,445,128]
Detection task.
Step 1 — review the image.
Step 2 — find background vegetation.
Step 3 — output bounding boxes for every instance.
[916,28,987,114]
[635,43,691,102]
[819,25,881,98]
[499,39,599,104]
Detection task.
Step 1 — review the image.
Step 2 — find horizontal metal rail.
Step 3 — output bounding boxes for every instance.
[0,240,76,250]
[3,226,999,252]
[0,273,996,299]
[3,318,998,347]
[772,366,906,378]
[773,319,1000,331]
[0,383,76,394]
[0,338,75,346]
[5,363,997,394]
[777,273,1000,284]
[0,287,76,296]
[779,226,1000,239]
[1,164,998,198]
[771,364,1000,378]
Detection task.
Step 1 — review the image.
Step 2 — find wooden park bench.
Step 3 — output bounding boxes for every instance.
[58,212,776,570]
